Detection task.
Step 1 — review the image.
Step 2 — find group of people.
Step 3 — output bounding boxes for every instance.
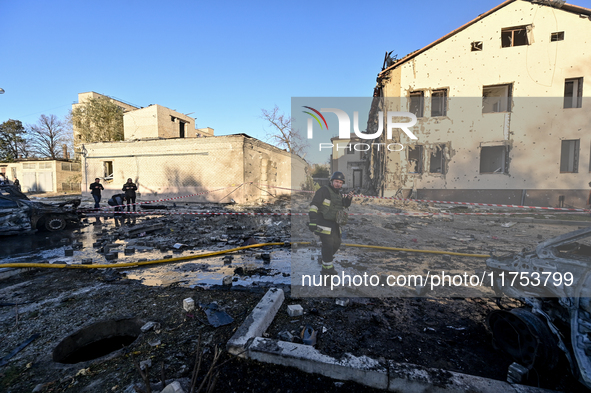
[0,175,20,190]
[89,178,138,212]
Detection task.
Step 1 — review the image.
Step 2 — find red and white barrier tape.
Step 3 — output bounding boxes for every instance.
[92,210,588,217]
[82,185,242,212]
[257,184,589,212]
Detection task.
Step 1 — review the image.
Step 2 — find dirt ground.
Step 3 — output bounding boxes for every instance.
[1,194,590,392]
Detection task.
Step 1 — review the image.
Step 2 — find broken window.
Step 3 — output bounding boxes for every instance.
[480,146,508,174]
[560,139,579,173]
[483,84,512,113]
[103,161,113,180]
[471,41,483,51]
[501,25,530,47]
[408,145,423,173]
[431,89,447,117]
[564,78,583,109]
[409,91,424,118]
[429,144,446,174]
[550,32,564,42]
[346,143,355,154]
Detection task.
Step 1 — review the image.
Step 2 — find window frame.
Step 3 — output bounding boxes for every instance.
[501,25,530,48]
[550,31,564,42]
[431,89,448,117]
[560,139,579,173]
[407,145,423,174]
[429,144,446,174]
[480,145,509,174]
[409,91,424,118]
[482,84,512,113]
[564,77,583,109]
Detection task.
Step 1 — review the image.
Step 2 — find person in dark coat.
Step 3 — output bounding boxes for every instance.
[308,171,354,275]
[108,193,126,214]
[122,178,138,211]
[89,178,104,208]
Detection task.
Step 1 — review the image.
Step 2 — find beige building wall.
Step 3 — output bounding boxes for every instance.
[330,135,369,189]
[376,0,591,207]
[1,160,80,193]
[81,135,307,204]
[124,105,212,140]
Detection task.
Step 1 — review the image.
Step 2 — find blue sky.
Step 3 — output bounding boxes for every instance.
[2,0,589,146]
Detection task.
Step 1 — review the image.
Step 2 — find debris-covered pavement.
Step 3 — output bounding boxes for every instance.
[1,194,590,392]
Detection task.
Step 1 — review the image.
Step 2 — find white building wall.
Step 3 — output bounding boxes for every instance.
[379,0,591,207]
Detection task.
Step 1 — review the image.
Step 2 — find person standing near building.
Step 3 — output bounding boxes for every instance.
[308,171,354,275]
[13,177,20,191]
[90,178,104,209]
[122,178,137,211]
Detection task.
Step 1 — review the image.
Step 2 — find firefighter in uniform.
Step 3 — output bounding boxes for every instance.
[308,171,354,275]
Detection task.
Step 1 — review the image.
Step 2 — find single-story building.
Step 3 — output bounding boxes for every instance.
[81,134,307,204]
[0,159,81,193]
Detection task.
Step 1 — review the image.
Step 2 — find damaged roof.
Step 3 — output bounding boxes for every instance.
[378,0,591,77]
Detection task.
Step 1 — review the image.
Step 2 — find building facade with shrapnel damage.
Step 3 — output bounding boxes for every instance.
[368,0,590,208]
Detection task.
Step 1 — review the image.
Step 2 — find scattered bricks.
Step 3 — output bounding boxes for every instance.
[81,259,93,265]
[64,248,74,256]
[72,242,83,250]
[105,252,118,261]
[183,298,195,312]
[222,276,233,286]
[160,246,169,252]
[172,249,183,254]
[223,256,234,265]
[92,242,102,248]
[262,253,271,264]
[442,255,451,261]
[124,248,135,255]
[335,298,350,307]
[163,255,173,259]
[287,304,303,317]
[138,258,148,262]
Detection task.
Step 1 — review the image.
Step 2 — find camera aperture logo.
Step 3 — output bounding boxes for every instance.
[303,106,418,152]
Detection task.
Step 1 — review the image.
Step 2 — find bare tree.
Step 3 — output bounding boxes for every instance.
[29,114,70,159]
[261,106,307,156]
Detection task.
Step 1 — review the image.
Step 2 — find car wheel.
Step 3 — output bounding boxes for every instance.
[45,216,67,231]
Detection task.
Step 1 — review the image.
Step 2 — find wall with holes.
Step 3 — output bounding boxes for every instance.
[376,0,591,207]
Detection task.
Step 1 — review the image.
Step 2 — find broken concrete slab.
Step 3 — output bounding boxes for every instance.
[227,287,284,357]
[248,338,388,389]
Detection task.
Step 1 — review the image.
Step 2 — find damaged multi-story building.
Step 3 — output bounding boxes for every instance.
[368,0,590,207]
[74,92,307,204]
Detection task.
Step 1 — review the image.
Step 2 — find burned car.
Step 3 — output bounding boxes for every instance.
[486,225,591,389]
[0,185,82,235]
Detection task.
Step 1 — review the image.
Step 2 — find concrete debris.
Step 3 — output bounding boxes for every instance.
[139,359,152,370]
[161,381,185,393]
[141,321,160,332]
[287,304,303,317]
[182,298,195,312]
